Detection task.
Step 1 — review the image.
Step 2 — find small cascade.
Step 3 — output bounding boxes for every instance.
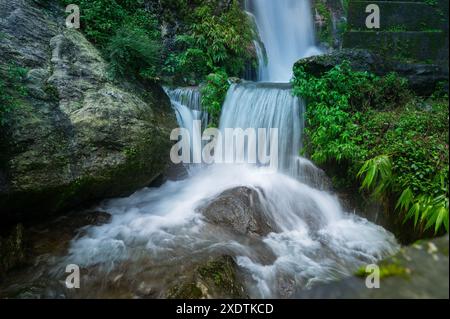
[220,82,303,174]
[164,87,208,129]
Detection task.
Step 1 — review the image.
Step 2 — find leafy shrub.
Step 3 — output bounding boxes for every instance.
[107,22,161,82]
[164,0,256,84]
[200,71,230,127]
[61,0,128,46]
[293,62,449,235]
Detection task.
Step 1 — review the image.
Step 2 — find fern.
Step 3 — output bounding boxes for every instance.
[399,192,449,234]
[357,155,393,200]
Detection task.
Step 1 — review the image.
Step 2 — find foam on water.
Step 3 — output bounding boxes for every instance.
[63,1,399,298]
[65,163,398,297]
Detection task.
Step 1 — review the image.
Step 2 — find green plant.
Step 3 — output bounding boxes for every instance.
[107,23,162,82]
[200,70,230,127]
[314,1,333,46]
[164,0,256,84]
[293,61,411,165]
[358,155,392,201]
[293,62,449,236]
[60,0,127,46]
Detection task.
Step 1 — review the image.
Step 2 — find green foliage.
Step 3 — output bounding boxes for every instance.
[60,1,163,82]
[61,0,255,85]
[293,61,410,165]
[314,1,332,45]
[107,22,161,82]
[61,0,127,46]
[358,155,392,201]
[397,189,449,233]
[200,71,230,127]
[293,62,449,235]
[164,0,256,84]
[0,64,28,125]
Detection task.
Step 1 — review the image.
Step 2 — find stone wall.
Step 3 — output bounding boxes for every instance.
[343,0,449,68]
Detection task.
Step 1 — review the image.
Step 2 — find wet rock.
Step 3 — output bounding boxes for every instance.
[0,0,177,223]
[198,187,275,237]
[295,235,449,298]
[27,210,112,257]
[166,255,247,299]
[0,224,26,277]
[295,49,448,96]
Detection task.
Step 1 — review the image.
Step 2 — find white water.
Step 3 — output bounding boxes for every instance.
[62,2,399,298]
[164,87,208,129]
[66,164,397,298]
[246,0,322,82]
[64,83,399,298]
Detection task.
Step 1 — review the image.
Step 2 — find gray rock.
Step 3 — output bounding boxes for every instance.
[295,49,449,96]
[295,235,449,299]
[0,0,177,222]
[198,187,275,237]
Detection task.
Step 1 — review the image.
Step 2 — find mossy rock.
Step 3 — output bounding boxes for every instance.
[0,0,177,225]
[166,256,248,299]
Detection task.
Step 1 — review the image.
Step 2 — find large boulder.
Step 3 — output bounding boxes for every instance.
[0,0,177,223]
[295,49,449,96]
[198,187,276,238]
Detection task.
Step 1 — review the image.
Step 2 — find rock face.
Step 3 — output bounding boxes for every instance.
[199,187,276,237]
[312,0,347,49]
[295,49,449,96]
[0,0,177,223]
[343,0,449,69]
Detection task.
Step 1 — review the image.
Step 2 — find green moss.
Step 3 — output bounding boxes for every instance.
[167,282,204,299]
[167,256,245,299]
[314,0,333,46]
[355,263,410,280]
[43,84,60,102]
[197,256,243,297]
[0,64,29,126]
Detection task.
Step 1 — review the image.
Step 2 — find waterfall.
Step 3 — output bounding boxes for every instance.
[246,0,322,82]
[59,2,399,299]
[220,83,301,174]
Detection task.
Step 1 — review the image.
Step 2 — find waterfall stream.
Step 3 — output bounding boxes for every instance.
[245,0,322,82]
[61,84,398,297]
[56,1,398,298]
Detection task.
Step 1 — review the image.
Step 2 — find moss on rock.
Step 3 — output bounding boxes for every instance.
[166,256,247,299]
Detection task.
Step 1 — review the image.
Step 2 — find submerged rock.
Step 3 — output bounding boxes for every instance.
[198,187,276,237]
[295,49,449,96]
[0,0,177,223]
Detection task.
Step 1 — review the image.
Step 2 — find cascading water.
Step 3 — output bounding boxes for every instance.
[164,87,208,129]
[57,82,399,298]
[220,82,329,187]
[245,0,322,82]
[38,1,399,299]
